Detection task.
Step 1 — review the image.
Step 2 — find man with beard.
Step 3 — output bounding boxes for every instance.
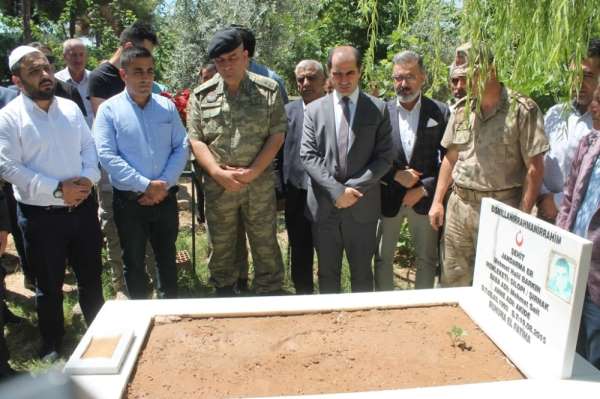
[539,39,600,223]
[428,44,549,287]
[375,51,449,291]
[0,46,104,361]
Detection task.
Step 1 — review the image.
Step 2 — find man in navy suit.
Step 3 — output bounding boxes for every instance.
[301,46,393,293]
[282,60,326,294]
[375,51,449,290]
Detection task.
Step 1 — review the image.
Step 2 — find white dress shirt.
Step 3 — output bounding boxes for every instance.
[0,94,100,206]
[397,95,422,162]
[55,67,93,127]
[333,88,359,155]
[543,102,593,206]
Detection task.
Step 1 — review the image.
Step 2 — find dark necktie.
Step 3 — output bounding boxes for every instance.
[338,96,351,180]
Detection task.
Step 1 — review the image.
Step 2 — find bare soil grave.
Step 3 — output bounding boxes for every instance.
[126,305,522,398]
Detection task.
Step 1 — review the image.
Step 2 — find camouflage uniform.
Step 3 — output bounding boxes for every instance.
[188,72,286,293]
[441,86,549,286]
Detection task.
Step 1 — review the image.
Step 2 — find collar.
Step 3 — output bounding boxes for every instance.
[124,89,152,109]
[333,87,359,106]
[20,91,56,114]
[59,67,89,83]
[396,93,422,112]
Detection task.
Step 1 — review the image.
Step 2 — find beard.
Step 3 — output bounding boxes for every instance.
[22,78,55,101]
[396,89,420,104]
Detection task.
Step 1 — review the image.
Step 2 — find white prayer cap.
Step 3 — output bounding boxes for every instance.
[8,45,42,71]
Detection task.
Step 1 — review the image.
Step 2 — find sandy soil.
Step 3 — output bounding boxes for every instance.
[127,305,522,398]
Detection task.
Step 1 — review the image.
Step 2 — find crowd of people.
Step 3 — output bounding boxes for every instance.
[0,19,599,378]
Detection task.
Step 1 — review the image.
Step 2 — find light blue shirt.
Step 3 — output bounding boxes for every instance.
[93,90,189,193]
[249,60,289,104]
[573,151,600,238]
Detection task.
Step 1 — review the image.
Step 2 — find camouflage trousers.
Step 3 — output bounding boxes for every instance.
[442,187,520,287]
[204,173,283,293]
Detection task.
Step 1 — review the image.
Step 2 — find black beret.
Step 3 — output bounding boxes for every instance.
[207,29,243,59]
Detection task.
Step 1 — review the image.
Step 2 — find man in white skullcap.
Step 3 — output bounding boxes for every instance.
[0,46,104,362]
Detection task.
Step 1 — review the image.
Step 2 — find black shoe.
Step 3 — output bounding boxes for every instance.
[38,340,62,362]
[236,278,249,292]
[257,289,288,296]
[215,285,237,297]
[3,307,25,324]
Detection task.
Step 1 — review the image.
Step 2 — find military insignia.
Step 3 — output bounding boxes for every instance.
[206,91,218,103]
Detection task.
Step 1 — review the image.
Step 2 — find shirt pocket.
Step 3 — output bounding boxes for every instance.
[200,103,224,143]
[155,123,173,148]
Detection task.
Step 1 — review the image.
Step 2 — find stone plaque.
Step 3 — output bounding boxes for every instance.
[463,198,592,378]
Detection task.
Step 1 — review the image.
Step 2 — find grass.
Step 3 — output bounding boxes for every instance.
[3,203,418,374]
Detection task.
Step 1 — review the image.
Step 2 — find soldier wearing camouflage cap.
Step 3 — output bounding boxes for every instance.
[428,43,549,287]
[188,28,286,296]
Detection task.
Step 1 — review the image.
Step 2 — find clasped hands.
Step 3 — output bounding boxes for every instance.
[394,168,426,208]
[61,177,93,207]
[138,180,169,206]
[213,165,259,192]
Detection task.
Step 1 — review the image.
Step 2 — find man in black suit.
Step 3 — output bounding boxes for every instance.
[375,51,449,290]
[300,46,393,293]
[282,60,326,294]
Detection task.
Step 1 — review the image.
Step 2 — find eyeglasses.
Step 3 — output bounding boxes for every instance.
[392,74,417,83]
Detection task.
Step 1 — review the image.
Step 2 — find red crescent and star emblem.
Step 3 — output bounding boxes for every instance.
[515,230,524,247]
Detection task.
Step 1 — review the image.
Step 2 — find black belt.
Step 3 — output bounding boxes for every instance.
[19,195,93,214]
[114,186,179,201]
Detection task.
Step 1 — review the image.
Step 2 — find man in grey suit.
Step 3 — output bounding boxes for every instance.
[300,46,394,293]
[282,60,326,294]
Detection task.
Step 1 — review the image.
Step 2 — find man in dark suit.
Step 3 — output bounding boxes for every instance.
[300,46,393,293]
[282,60,326,294]
[375,51,449,290]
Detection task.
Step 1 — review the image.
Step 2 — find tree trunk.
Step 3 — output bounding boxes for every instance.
[22,0,32,43]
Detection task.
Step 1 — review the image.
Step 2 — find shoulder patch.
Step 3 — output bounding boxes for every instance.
[248,71,278,91]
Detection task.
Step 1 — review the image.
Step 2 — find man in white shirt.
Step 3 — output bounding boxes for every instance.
[375,51,449,290]
[538,39,600,222]
[0,46,104,361]
[54,38,93,127]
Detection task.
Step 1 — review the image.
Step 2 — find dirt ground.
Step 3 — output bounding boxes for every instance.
[127,305,522,398]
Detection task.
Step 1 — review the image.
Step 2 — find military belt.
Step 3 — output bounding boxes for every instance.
[452,184,521,203]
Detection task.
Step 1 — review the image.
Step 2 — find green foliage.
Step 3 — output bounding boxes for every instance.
[460,0,600,106]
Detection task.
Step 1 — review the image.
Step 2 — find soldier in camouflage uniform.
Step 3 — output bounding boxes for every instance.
[188,29,286,296]
[429,44,549,287]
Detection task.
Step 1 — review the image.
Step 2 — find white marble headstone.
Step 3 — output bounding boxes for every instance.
[462,198,592,379]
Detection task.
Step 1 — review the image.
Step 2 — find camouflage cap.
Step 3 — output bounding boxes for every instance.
[449,62,468,78]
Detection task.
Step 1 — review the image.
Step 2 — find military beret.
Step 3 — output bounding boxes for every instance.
[207,28,243,59]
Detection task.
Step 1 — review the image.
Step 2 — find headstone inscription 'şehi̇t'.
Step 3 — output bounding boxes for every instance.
[463,199,592,379]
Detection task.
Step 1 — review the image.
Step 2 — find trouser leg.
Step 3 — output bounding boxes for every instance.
[313,211,344,294]
[113,193,151,299]
[374,211,404,291]
[241,176,283,294]
[98,188,125,293]
[405,207,439,289]
[67,199,104,325]
[342,214,376,293]
[148,195,179,298]
[284,185,314,294]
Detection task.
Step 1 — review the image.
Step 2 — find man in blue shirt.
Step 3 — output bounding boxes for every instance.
[93,47,188,299]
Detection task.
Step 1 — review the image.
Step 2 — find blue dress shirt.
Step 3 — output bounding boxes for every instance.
[93,90,189,193]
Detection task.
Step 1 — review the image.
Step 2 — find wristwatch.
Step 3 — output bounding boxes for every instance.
[53,182,64,199]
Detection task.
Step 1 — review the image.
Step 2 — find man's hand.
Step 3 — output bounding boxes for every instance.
[0,230,8,255]
[213,167,247,192]
[62,178,91,206]
[402,186,426,208]
[335,187,363,209]
[228,166,259,185]
[74,177,93,189]
[145,180,168,203]
[537,193,558,221]
[394,168,422,188]
[137,194,159,206]
[428,202,445,231]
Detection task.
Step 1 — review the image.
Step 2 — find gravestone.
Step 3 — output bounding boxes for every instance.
[463,198,592,378]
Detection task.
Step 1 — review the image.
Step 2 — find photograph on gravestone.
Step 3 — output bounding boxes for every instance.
[463,198,592,379]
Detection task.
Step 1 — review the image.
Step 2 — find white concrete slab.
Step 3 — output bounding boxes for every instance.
[69,288,600,399]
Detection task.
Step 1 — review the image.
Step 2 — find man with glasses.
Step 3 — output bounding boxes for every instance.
[375,51,449,291]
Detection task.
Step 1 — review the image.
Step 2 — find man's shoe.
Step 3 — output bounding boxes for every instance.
[38,340,61,362]
[215,285,236,297]
[236,278,249,293]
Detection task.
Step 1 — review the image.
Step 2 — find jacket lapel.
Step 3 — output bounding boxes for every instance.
[389,100,408,166]
[324,94,339,167]
[410,96,432,164]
